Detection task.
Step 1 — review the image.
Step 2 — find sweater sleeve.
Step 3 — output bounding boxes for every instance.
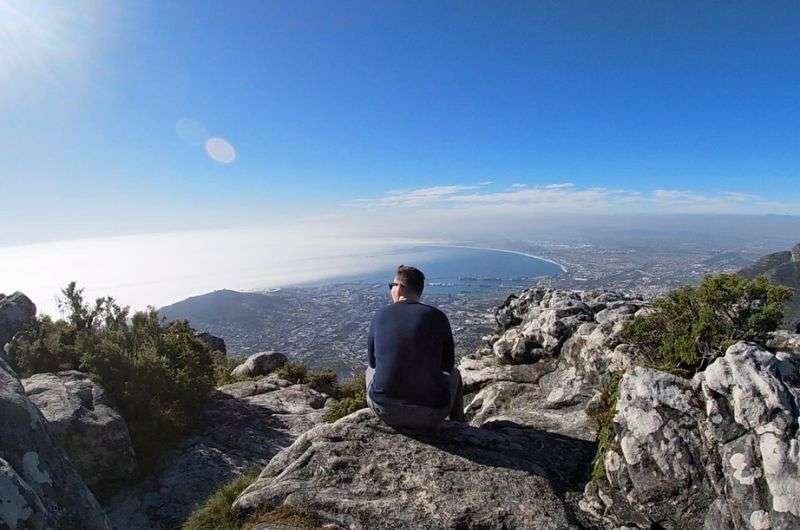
[441,315,455,373]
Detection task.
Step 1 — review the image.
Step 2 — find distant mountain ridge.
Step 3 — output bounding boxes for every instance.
[158,289,289,327]
[739,243,800,327]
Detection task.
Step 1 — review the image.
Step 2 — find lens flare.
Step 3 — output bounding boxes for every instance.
[205,137,236,164]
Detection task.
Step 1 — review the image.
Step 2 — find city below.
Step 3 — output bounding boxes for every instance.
[159,232,790,377]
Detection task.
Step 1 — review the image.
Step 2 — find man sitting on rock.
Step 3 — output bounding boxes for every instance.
[366,264,466,429]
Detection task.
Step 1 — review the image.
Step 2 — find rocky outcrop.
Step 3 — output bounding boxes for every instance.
[234,409,594,529]
[462,289,647,441]
[196,331,226,354]
[767,329,800,354]
[106,374,330,529]
[581,341,800,529]
[231,351,288,378]
[0,292,36,352]
[0,359,110,529]
[22,371,137,498]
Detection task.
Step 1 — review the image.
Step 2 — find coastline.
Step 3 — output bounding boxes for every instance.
[427,244,568,274]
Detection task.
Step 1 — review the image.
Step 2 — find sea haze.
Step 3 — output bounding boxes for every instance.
[0,227,561,318]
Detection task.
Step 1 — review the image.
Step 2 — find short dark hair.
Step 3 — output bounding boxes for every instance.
[395,264,424,296]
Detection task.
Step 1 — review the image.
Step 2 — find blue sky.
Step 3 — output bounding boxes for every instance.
[2,1,799,246]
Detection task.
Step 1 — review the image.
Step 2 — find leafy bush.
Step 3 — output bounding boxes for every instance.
[276,361,308,384]
[8,282,221,470]
[307,368,338,395]
[323,371,367,423]
[620,273,791,377]
[181,469,321,530]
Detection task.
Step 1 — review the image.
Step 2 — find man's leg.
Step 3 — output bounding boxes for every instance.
[446,369,466,422]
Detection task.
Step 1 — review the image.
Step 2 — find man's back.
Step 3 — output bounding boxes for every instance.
[368,300,454,409]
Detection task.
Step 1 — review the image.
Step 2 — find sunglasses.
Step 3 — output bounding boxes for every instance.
[388,282,403,289]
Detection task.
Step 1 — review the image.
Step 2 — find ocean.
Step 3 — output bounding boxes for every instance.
[297,244,564,295]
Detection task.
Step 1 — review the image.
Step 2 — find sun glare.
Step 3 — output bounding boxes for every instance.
[0,1,79,81]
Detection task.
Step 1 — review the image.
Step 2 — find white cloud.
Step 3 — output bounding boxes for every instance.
[347,182,493,208]
[347,182,799,216]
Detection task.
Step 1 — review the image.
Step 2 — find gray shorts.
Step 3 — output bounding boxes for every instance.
[365,367,461,430]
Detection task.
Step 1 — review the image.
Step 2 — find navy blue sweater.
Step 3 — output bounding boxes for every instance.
[367,299,455,408]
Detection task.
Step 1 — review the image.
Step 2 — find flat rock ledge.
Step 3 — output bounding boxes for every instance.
[234,409,595,530]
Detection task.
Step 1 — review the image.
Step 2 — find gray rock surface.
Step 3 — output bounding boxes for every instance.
[234,409,594,529]
[0,359,110,529]
[232,351,288,378]
[21,371,137,498]
[0,292,36,351]
[581,340,800,529]
[105,376,328,529]
[767,329,800,354]
[462,289,647,441]
[195,331,227,354]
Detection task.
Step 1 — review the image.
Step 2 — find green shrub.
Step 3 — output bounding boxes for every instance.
[182,470,258,530]
[338,370,366,399]
[182,469,321,530]
[620,273,791,377]
[323,371,366,423]
[8,282,223,470]
[276,361,308,384]
[307,368,339,395]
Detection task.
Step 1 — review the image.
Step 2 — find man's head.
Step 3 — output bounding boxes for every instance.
[390,264,425,302]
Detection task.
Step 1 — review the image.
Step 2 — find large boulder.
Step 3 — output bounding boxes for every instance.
[106,375,328,529]
[0,292,36,351]
[581,341,800,529]
[462,289,647,441]
[21,371,137,498]
[0,359,110,529]
[234,409,594,529]
[231,351,288,378]
[580,367,714,528]
[196,331,226,355]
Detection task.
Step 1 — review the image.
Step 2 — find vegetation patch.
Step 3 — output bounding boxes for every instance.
[587,371,622,481]
[181,470,322,530]
[212,355,255,387]
[276,361,308,384]
[307,368,339,395]
[323,371,367,423]
[620,273,791,377]
[590,273,791,482]
[8,282,230,470]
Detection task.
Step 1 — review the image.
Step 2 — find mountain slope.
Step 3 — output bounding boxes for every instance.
[158,289,290,328]
[739,243,800,327]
